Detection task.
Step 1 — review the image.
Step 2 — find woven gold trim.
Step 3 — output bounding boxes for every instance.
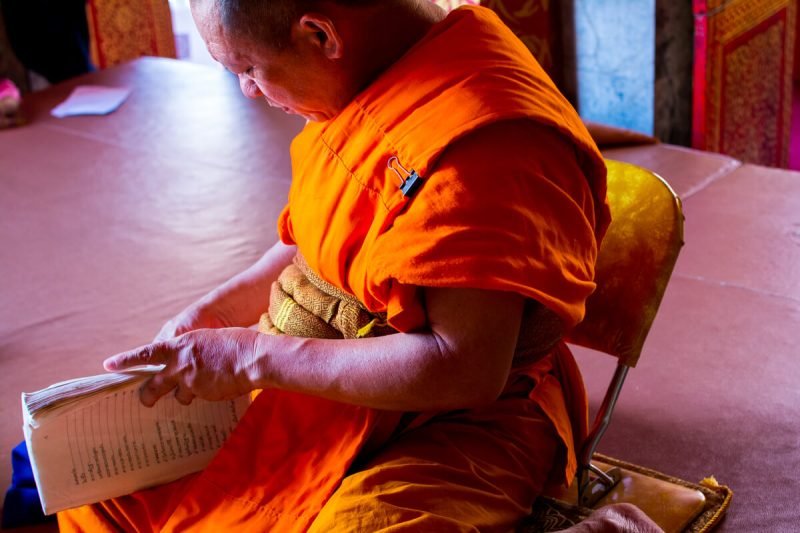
[262,253,393,340]
[693,482,733,533]
[294,253,370,311]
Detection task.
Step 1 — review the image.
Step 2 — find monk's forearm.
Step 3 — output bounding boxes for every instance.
[200,241,296,326]
[248,286,523,412]
[251,332,508,412]
[113,287,521,409]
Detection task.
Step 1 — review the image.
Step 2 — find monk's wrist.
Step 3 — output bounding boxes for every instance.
[249,332,279,391]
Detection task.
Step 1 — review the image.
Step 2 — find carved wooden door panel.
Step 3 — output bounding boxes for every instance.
[693,0,797,167]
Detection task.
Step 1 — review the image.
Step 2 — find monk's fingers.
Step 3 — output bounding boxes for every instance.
[139,373,177,407]
[104,342,168,372]
[174,384,196,406]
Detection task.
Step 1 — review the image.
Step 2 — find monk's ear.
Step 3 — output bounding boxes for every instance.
[296,14,343,60]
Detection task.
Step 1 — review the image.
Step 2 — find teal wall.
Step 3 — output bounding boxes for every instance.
[575,0,656,135]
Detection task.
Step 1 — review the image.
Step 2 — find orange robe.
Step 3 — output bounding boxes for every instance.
[59,6,608,532]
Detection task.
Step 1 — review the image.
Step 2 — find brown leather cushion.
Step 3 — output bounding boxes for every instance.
[566,160,684,367]
[544,458,709,533]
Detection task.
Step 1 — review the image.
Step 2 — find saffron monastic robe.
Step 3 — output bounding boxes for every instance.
[59,6,609,532]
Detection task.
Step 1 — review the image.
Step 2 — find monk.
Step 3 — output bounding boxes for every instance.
[58,1,661,531]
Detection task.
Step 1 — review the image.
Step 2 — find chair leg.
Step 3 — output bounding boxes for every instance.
[578,463,622,507]
[576,363,630,507]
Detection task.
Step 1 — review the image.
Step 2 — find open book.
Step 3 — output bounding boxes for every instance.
[22,367,252,515]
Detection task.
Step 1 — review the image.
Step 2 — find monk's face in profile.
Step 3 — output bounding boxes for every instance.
[191,1,352,122]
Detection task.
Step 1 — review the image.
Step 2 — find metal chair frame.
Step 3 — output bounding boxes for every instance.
[577,364,628,506]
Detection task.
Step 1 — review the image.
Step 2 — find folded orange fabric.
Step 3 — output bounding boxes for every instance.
[281,1,606,498]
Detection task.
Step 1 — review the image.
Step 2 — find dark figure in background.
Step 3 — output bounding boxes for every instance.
[1,0,92,84]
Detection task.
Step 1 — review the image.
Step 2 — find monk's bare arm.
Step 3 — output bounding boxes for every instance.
[107,286,525,411]
[250,286,524,411]
[196,240,296,325]
[154,241,296,339]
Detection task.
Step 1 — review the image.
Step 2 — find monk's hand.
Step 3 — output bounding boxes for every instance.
[153,301,233,342]
[104,328,260,407]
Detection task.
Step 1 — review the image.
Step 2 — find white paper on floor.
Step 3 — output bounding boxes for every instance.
[51,86,131,118]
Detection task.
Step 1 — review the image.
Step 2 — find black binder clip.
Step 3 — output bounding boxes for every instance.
[388,156,424,198]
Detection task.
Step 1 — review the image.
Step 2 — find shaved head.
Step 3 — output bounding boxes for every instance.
[191,0,446,120]
[193,0,381,50]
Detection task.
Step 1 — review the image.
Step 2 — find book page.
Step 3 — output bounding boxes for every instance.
[23,365,165,418]
[24,381,251,515]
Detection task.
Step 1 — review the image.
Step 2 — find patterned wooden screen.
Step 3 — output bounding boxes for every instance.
[86,0,176,69]
[482,0,562,83]
[433,0,564,88]
[693,0,797,167]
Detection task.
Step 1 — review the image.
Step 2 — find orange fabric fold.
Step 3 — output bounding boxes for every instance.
[277,4,607,489]
[279,6,608,332]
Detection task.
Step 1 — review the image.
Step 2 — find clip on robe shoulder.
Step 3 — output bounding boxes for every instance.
[388,156,424,198]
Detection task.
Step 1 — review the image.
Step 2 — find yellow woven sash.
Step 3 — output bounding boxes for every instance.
[259,254,394,340]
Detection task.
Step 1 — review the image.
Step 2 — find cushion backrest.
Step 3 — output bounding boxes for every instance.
[566,159,684,367]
